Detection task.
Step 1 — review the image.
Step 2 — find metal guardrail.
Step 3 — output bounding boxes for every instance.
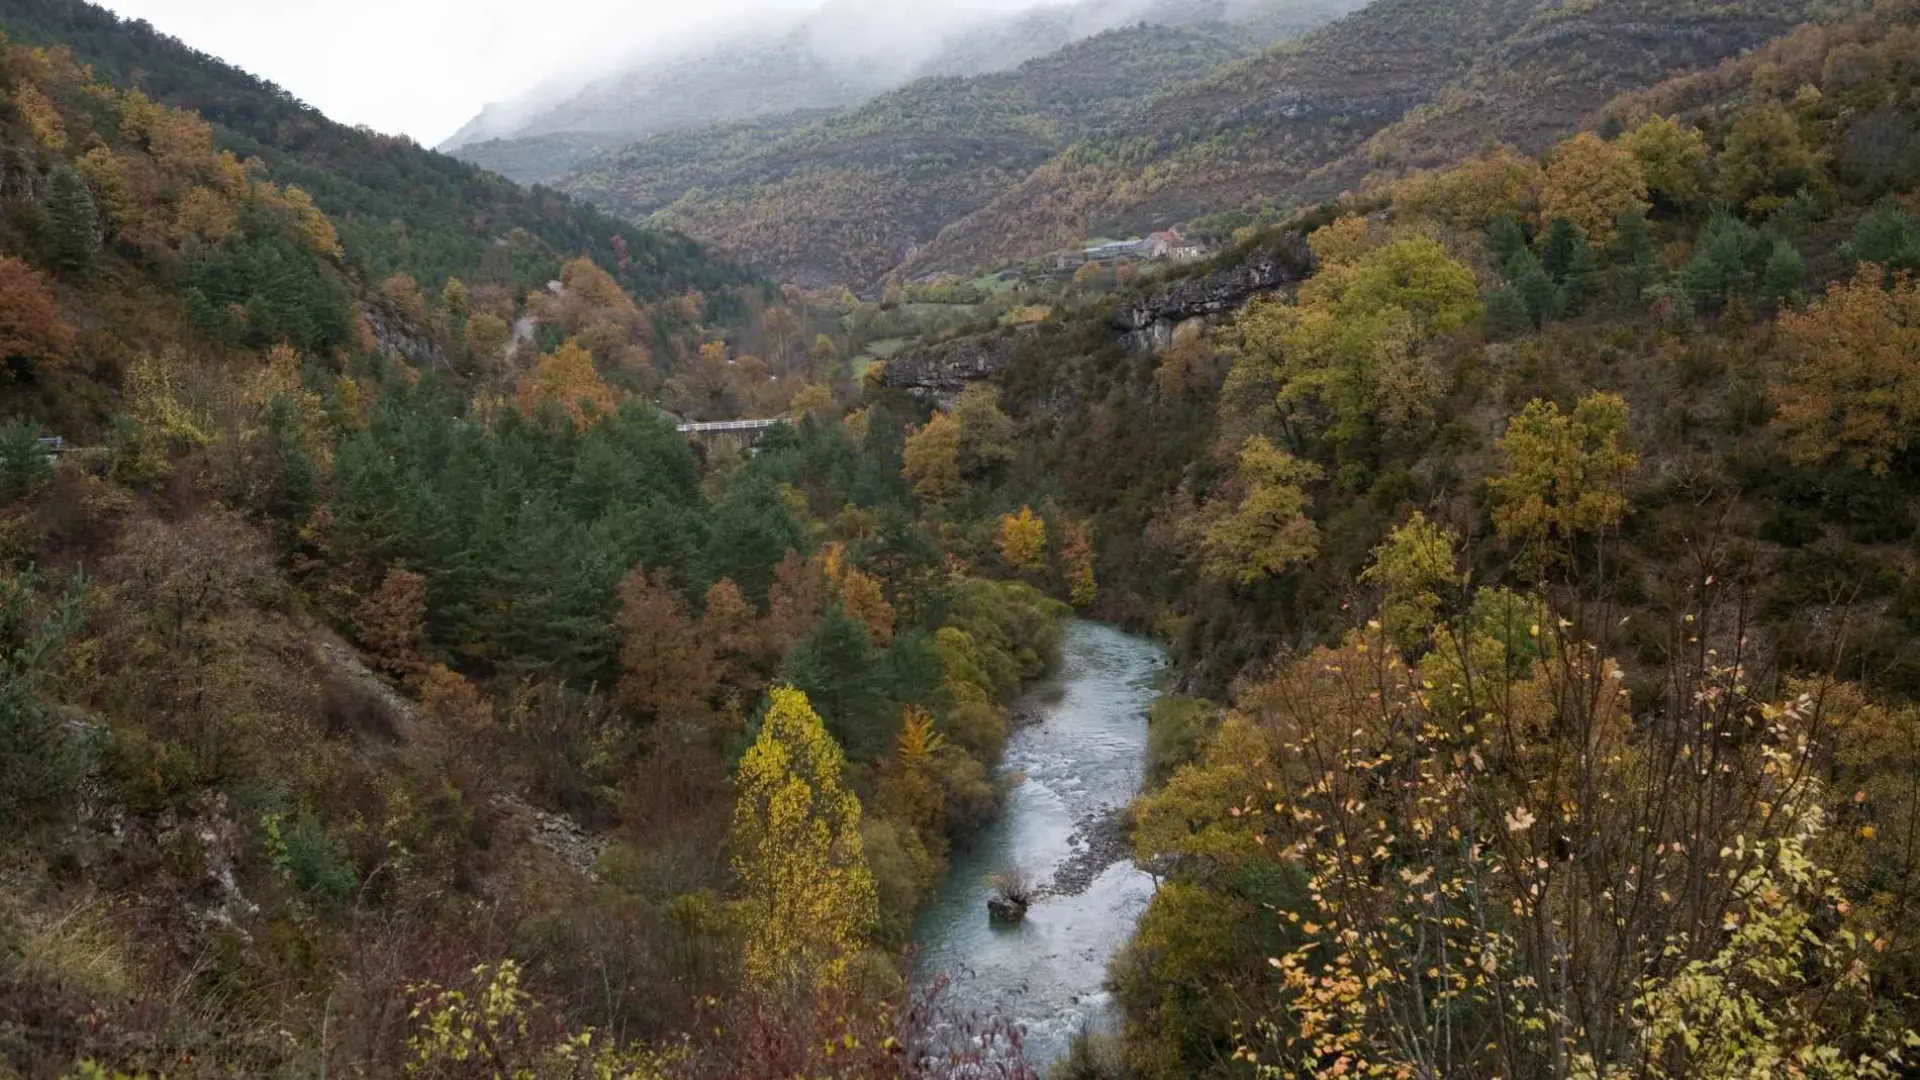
[674,419,787,435]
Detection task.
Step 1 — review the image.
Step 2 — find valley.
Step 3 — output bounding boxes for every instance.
[5,0,1920,1076]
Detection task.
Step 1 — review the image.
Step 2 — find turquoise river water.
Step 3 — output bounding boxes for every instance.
[910,620,1166,1067]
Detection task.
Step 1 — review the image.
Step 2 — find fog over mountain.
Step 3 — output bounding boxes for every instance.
[440,0,1291,152]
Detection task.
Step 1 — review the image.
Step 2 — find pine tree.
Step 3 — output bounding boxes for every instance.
[1560,235,1602,317]
[1486,215,1528,266]
[1843,203,1920,279]
[781,606,888,761]
[1681,212,1764,312]
[1760,238,1806,311]
[1537,217,1586,282]
[1610,204,1661,307]
[1507,249,1560,328]
[1483,285,1533,340]
[43,166,101,275]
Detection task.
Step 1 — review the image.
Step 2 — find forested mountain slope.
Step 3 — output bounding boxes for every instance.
[559,21,1287,288]
[0,0,752,303]
[863,2,1920,1072]
[449,0,1346,186]
[8,0,1920,1075]
[901,0,1848,279]
[0,13,1075,1079]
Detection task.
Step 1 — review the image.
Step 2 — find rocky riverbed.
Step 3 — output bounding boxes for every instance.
[910,621,1164,1068]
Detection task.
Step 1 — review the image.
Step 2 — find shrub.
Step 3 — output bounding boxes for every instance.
[0,421,52,506]
[0,569,87,832]
[263,810,357,905]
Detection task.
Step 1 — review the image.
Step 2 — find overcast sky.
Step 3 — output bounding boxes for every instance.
[92,0,1059,147]
[93,0,826,145]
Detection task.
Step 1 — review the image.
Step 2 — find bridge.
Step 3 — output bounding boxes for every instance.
[674,417,788,451]
[674,419,786,436]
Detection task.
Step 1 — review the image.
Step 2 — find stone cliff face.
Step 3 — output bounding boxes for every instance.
[1113,234,1315,350]
[361,299,448,373]
[880,332,1024,408]
[883,233,1313,406]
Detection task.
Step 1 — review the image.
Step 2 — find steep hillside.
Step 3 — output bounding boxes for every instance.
[0,0,752,303]
[558,5,1361,289]
[901,0,1843,279]
[861,5,1920,1070]
[0,17,1070,1079]
[448,0,1264,181]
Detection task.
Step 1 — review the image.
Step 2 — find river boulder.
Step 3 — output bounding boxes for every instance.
[987,895,1029,923]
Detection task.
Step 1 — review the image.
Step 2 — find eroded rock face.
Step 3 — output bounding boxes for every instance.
[880,331,1023,409]
[1113,234,1315,350]
[882,236,1313,405]
[362,299,448,372]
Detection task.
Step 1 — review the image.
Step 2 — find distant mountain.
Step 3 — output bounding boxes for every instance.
[446,0,1316,185]
[0,0,752,301]
[527,0,1831,292]
[542,0,1365,288]
[898,0,1845,280]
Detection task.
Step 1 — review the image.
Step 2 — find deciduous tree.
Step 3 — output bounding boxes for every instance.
[515,340,619,431]
[730,686,878,997]
[997,506,1047,571]
[615,566,715,720]
[0,257,75,377]
[1771,267,1920,475]
[902,411,964,504]
[1620,115,1709,211]
[1538,132,1649,248]
[1197,436,1322,587]
[1489,392,1637,559]
[356,566,429,679]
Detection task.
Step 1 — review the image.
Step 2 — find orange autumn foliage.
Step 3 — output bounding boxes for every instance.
[515,340,620,430]
[0,257,76,374]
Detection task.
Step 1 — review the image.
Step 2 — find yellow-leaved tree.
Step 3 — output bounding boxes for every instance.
[515,340,619,431]
[1538,131,1649,248]
[1771,267,1920,476]
[997,505,1048,571]
[1196,436,1322,586]
[902,411,964,503]
[730,686,878,999]
[1489,391,1637,567]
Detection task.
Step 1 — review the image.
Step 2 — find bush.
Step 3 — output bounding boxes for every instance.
[0,421,52,506]
[264,810,357,905]
[1145,697,1220,786]
[0,570,87,833]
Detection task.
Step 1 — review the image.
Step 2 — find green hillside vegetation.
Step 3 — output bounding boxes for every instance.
[0,0,753,303]
[902,0,1849,280]
[877,1,1920,1072]
[10,0,1920,1076]
[0,22,1072,1078]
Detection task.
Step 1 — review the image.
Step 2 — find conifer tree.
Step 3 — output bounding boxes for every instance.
[1761,238,1806,311]
[1483,285,1532,340]
[1610,204,1661,305]
[43,166,102,275]
[1485,214,1528,266]
[1506,248,1559,327]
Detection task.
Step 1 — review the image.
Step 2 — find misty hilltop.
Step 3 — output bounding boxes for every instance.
[506,0,1834,291]
[443,0,1337,183]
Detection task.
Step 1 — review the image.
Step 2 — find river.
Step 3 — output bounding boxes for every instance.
[911,620,1166,1068]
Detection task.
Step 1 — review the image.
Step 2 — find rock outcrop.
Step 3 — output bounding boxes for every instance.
[362,298,448,373]
[883,236,1314,406]
[1113,234,1315,350]
[880,331,1023,408]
